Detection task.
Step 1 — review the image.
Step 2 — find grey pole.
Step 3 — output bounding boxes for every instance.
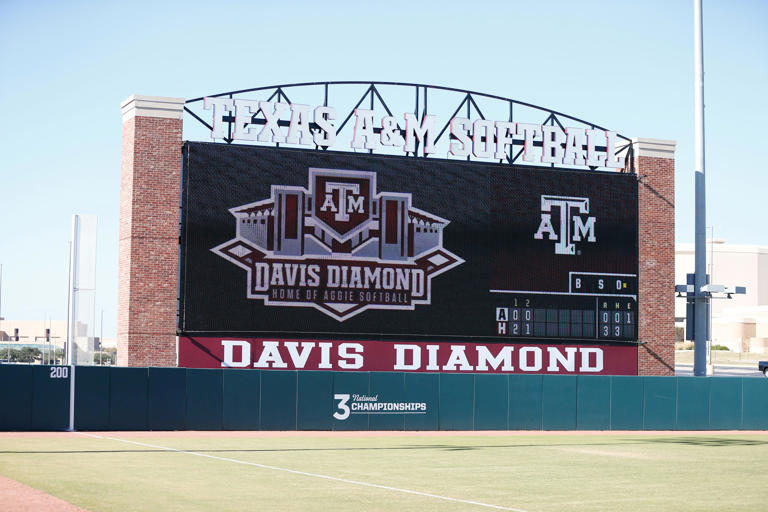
[67,219,78,366]
[693,0,708,376]
[65,241,72,365]
[67,218,78,431]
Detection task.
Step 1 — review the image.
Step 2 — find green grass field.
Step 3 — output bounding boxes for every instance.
[1,432,767,511]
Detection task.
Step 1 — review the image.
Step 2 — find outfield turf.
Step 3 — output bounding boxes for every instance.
[1,432,766,512]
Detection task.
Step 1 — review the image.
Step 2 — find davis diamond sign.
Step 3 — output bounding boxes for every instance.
[212,167,464,321]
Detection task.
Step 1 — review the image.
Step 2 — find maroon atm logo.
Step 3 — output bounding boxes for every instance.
[212,168,464,321]
[312,170,373,241]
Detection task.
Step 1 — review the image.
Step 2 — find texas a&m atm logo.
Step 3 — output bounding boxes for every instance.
[533,195,596,255]
[212,168,463,321]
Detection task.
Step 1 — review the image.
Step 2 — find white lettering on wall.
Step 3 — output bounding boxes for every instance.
[203,98,625,169]
[221,339,251,368]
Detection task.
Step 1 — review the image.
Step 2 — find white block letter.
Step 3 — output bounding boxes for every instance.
[585,129,607,167]
[380,116,402,146]
[516,123,543,162]
[204,97,235,140]
[286,103,313,145]
[425,345,440,371]
[313,106,336,147]
[318,342,333,369]
[257,101,288,143]
[394,344,421,370]
[442,345,473,371]
[563,127,587,166]
[494,121,516,160]
[579,348,604,372]
[221,340,251,368]
[449,117,471,156]
[541,125,565,165]
[338,343,364,369]
[284,341,315,369]
[233,99,260,141]
[476,346,515,371]
[351,109,378,150]
[546,346,577,372]
[253,341,287,368]
[519,347,542,371]
[403,113,436,154]
[604,131,626,169]
[472,119,495,158]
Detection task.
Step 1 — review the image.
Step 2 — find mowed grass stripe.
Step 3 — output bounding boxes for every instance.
[1,433,767,511]
[81,433,528,512]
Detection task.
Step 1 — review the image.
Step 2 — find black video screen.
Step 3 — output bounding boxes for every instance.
[179,142,638,341]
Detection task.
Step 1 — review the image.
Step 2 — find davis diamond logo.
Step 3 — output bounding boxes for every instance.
[212,168,464,321]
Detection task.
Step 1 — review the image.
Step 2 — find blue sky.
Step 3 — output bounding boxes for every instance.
[0,0,766,337]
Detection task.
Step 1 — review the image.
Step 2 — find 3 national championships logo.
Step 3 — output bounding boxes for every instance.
[213,168,464,321]
[333,393,427,421]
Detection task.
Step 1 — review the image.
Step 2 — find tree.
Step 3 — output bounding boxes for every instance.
[17,347,41,363]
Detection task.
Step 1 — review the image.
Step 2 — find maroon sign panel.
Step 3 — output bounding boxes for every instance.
[179,337,637,375]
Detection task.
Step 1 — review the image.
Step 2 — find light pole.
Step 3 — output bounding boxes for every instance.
[693,0,708,376]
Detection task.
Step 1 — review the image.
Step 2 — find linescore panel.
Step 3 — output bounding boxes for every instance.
[494,292,637,341]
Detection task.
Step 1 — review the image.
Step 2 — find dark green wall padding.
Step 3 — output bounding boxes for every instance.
[1,366,767,431]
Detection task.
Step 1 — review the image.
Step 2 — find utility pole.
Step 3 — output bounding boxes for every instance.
[693,0,708,376]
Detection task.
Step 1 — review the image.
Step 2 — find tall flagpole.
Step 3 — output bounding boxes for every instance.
[693,0,708,376]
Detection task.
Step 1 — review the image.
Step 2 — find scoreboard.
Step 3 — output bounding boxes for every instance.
[494,289,637,341]
[494,273,637,341]
[488,162,638,342]
[179,142,638,344]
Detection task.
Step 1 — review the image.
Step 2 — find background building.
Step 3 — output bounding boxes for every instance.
[0,319,116,363]
[0,319,65,344]
[675,241,768,352]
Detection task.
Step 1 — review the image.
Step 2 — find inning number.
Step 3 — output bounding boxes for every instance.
[49,366,69,379]
[333,393,350,420]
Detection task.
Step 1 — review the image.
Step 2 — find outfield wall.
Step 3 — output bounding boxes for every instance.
[1,366,766,431]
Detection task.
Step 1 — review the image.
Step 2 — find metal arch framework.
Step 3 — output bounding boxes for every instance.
[183,81,634,172]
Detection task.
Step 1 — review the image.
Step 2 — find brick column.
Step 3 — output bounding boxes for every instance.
[119,96,184,367]
[629,138,676,375]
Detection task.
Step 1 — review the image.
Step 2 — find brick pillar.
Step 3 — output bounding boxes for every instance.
[119,96,184,367]
[630,138,676,375]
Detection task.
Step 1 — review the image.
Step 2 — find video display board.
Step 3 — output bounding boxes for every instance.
[179,142,638,343]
